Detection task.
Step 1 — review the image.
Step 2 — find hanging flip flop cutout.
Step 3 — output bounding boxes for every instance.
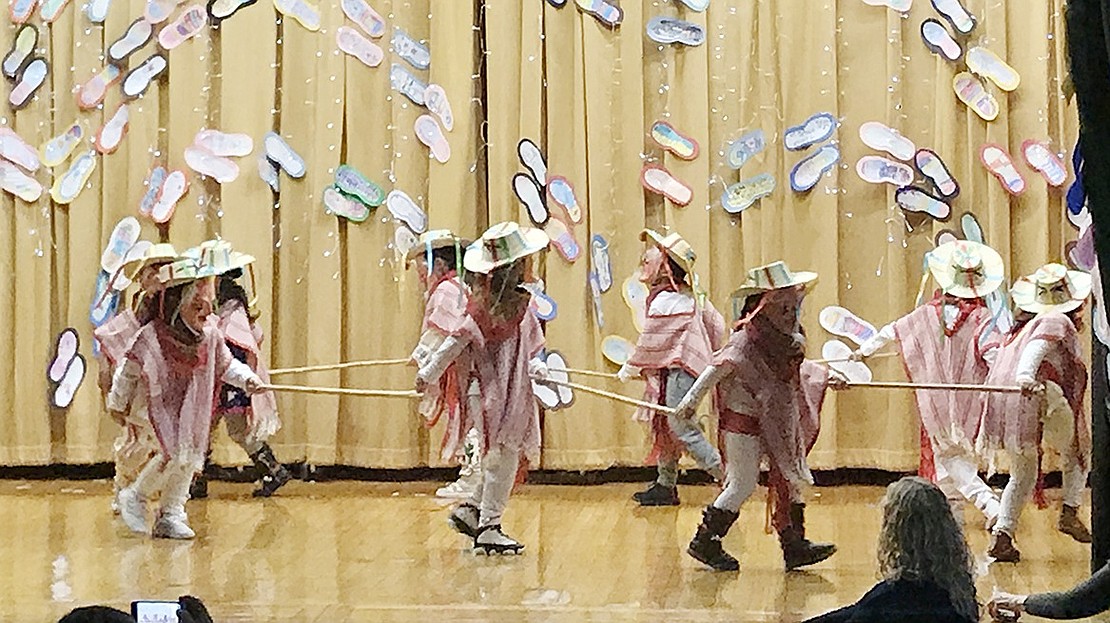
[0,160,42,201]
[53,353,86,409]
[934,229,960,248]
[517,138,547,187]
[784,112,837,151]
[392,27,430,70]
[544,214,581,263]
[51,150,97,205]
[1022,139,1067,187]
[9,0,38,24]
[2,25,36,80]
[790,144,840,192]
[895,185,950,220]
[423,84,454,132]
[78,65,122,110]
[273,0,320,31]
[914,148,959,199]
[139,164,166,217]
[158,4,208,50]
[524,281,558,322]
[100,217,142,275]
[574,0,622,27]
[859,122,915,161]
[415,115,450,164]
[185,145,238,183]
[334,164,384,207]
[721,173,775,214]
[547,176,581,223]
[979,144,1026,196]
[966,47,1020,92]
[931,0,975,35]
[10,58,47,110]
[38,0,70,23]
[263,131,306,178]
[94,103,129,155]
[588,271,605,328]
[676,0,708,10]
[109,19,154,65]
[591,235,612,292]
[601,335,636,366]
[533,351,573,410]
[393,226,418,262]
[90,270,120,327]
[856,156,913,186]
[861,0,911,11]
[341,0,385,37]
[86,0,111,22]
[819,306,877,346]
[41,122,83,167]
[386,189,427,233]
[122,53,167,99]
[727,129,765,169]
[207,0,256,21]
[258,155,279,193]
[112,241,152,291]
[337,26,384,67]
[0,128,40,172]
[920,19,961,62]
[622,276,649,333]
[641,163,693,205]
[323,186,370,223]
[822,339,873,383]
[513,172,548,225]
[48,328,80,384]
[650,120,699,160]
[194,129,253,157]
[144,0,183,25]
[390,63,427,106]
[150,169,189,223]
[645,16,705,47]
[960,211,984,244]
[953,72,998,122]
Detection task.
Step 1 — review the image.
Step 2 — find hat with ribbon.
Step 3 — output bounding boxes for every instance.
[1011,263,1092,314]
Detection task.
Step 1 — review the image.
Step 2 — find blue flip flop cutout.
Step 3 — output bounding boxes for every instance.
[783,112,837,151]
[727,129,765,169]
[89,270,119,327]
[789,144,839,192]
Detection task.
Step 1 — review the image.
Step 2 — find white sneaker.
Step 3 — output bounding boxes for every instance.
[117,487,149,533]
[152,512,195,540]
[437,471,479,499]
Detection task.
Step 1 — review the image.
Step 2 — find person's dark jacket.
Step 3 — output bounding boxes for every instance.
[802,579,974,623]
[1025,561,1110,619]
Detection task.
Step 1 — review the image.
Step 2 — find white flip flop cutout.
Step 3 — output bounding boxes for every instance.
[622,276,649,332]
[273,0,320,31]
[790,144,840,192]
[721,173,775,214]
[48,327,79,384]
[0,160,42,202]
[386,189,427,233]
[150,169,189,223]
[10,58,47,110]
[822,339,873,383]
[77,65,122,111]
[931,0,975,35]
[676,0,708,11]
[390,63,427,105]
[513,173,548,225]
[783,112,837,151]
[914,148,959,199]
[545,216,580,263]
[341,0,385,37]
[966,46,1020,92]
[547,176,581,223]
[861,0,911,10]
[109,18,154,65]
[645,16,705,47]
[139,164,166,216]
[207,0,257,21]
[547,351,574,407]
[89,271,119,327]
[185,145,239,183]
[601,335,636,366]
[934,229,959,248]
[100,216,142,274]
[518,138,547,187]
[415,115,450,164]
[112,240,151,290]
[895,185,950,220]
[38,0,70,22]
[86,0,111,22]
[9,0,38,24]
[1022,140,1067,187]
[323,186,370,222]
[194,129,253,157]
[574,0,622,27]
[2,25,36,79]
[158,4,207,50]
[53,354,86,409]
[640,163,693,206]
[920,18,961,62]
[591,234,611,292]
[51,150,98,205]
[122,54,167,99]
[144,0,182,24]
[819,306,877,346]
[391,27,430,70]
[94,103,129,155]
[960,212,984,244]
[588,271,605,328]
[727,129,765,169]
[41,123,83,168]
[334,164,384,206]
[979,143,1026,195]
[0,128,40,172]
[393,225,418,262]
[858,121,915,161]
[337,26,383,67]
[423,84,454,132]
[258,155,279,192]
[953,72,998,122]
[650,120,699,160]
[856,156,913,186]
[263,131,306,178]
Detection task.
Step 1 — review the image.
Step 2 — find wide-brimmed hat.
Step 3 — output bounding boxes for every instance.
[157,257,205,287]
[927,240,1005,299]
[186,239,256,278]
[463,221,549,274]
[405,229,469,263]
[121,242,178,279]
[1011,263,1092,314]
[640,229,697,276]
[730,260,818,306]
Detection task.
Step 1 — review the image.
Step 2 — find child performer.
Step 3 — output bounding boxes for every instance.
[853,240,1004,527]
[977,264,1092,561]
[618,229,725,506]
[673,261,839,572]
[415,222,549,555]
[406,230,482,499]
[108,258,264,539]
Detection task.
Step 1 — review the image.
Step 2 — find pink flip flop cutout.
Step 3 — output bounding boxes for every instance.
[0,128,41,172]
[640,163,693,206]
[185,145,239,183]
[77,65,122,111]
[415,115,450,164]
[979,143,1026,195]
[151,169,189,223]
[1021,140,1067,187]
[337,26,383,67]
[48,328,79,384]
[94,104,130,155]
[158,4,207,50]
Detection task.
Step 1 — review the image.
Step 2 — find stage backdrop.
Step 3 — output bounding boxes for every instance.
[0,0,1080,471]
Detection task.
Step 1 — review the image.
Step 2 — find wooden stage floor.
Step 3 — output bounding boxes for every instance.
[0,480,1096,622]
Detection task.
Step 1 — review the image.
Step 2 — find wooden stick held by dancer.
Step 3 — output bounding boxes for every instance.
[845,380,1031,394]
[534,376,675,414]
[269,358,411,376]
[562,367,622,380]
[261,384,422,399]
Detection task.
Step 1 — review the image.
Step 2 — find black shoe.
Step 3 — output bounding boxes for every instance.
[189,474,208,500]
[632,483,680,507]
[250,444,293,498]
[780,503,836,571]
[449,504,480,538]
[687,505,740,571]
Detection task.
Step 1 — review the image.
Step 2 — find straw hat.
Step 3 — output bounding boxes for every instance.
[121,242,178,279]
[730,260,818,305]
[405,229,469,263]
[157,257,204,287]
[640,229,697,276]
[463,222,549,274]
[187,239,256,278]
[927,240,1005,299]
[1011,263,1092,314]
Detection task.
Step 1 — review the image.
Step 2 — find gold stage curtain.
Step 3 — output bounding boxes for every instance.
[0,0,1076,471]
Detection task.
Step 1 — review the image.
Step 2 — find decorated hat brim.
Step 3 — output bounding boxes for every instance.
[927,240,1006,299]
[1011,270,1092,314]
[730,270,818,303]
[463,227,549,274]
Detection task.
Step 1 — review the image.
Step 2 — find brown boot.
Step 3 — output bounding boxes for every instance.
[1058,504,1093,543]
[988,531,1021,562]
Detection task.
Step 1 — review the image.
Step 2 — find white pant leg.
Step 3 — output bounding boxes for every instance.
[1062,452,1089,508]
[712,433,761,513]
[935,447,1000,521]
[478,444,519,528]
[997,449,1038,536]
[158,459,195,521]
[129,455,169,500]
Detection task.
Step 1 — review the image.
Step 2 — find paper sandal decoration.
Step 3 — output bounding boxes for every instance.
[645,16,705,47]
[334,165,384,207]
[337,26,384,68]
[158,5,208,50]
[194,130,253,157]
[641,163,693,206]
[341,0,385,37]
[574,0,622,27]
[861,0,911,10]
[1021,140,1067,187]
[546,0,567,6]
[139,164,166,216]
[52,353,86,409]
[391,27,430,70]
[263,131,306,178]
[588,271,605,328]
[94,104,129,155]
[856,156,913,186]
[966,47,1020,92]
[323,186,370,222]
[415,115,450,164]
[423,84,454,132]
[390,63,427,106]
[914,149,959,199]
[9,0,37,23]
[790,144,840,192]
[650,120,699,160]
[959,212,984,244]
[545,215,581,262]
[112,240,151,290]
[2,25,36,80]
[547,176,581,223]
[920,19,961,62]
[51,150,97,205]
[108,19,154,65]
[517,138,547,186]
[727,129,765,169]
[10,58,47,109]
[819,306,876,346]
[48,328,80,384]
[86,0,110,21]
[934,229,959,248]
[525,282,558,322]
[979,144,1026,196]
[41,123,83,168]
[931,0,975,35]
[122,54,167,99]
[78,65,122,111]
[721,173,775,214]
[783,112,837,151]
[953,72,998,122]
[185,145,238,183]
[100,216,142,274]
[144,0,180,24]
[392,225,418,263]
[150,169,189,223]
[591,234,612,292]
[0,160,42,201]
[677,0,709,10]
[513,173,548,225]
[90,271,119,326]
[258,155,279,193]
[533,351,573,410]
[822,340,873,383]
[207,0,256,20]
[273,0,320,31]
[0,128,40,172]
[895,185,950,220]
[386,189,427,233]
[601,335,636,366]
[858,121,915,161]
[622,276,649,333]
[38,0,70,23]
